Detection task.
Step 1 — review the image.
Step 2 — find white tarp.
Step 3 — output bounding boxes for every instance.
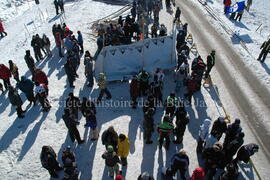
[95,28,177,81]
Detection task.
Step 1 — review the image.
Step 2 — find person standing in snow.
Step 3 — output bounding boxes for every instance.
[77,31,84,53]
[97,73,112,103]
[234,9,244,22]
[62,108,85,144]
[173,105,189,144]
[24,50,36,75]
[257,39,270,63]
[233,143,259,164]
[204,50,216,79]
[32,68,48,85]
[102,145,121,178]
[64,58,76,88]
[164,149,189,180]
[246,0,252,12]
[130,75,139,108]
[65,92,81,120]
[35,82,51,112]
[143,107,155,144]
[54,0,59,15]
[223,118,242,148]
[197,118,212,153]
[224,132,244,162]
[210,116,227,140]
[31,35,43,62]
[102,126,119,152]
[165,92,178,117]
[0,64,11,90]
[117,134,130,166]
[8,86,25,118]
[137,70,150,96]
[84,54,94,87]
[157,115,174,150]
[42,34,52,57]
[0,19,7,37]
[40,146,63,178]
[84,109,99,141]
[61,146,79,180]
[81,97,96,117]
[55,32,64,57]
[173,7,181,23]
[17,76,36,106]
[58,0,65,13]
[8,60,20,82]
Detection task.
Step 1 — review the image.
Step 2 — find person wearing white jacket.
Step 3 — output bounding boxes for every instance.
[197,118,212,152]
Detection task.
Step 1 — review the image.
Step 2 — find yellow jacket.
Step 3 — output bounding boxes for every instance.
[117,135,130,158]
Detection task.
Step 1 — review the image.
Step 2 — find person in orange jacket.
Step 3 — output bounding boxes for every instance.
[117,134,130,166]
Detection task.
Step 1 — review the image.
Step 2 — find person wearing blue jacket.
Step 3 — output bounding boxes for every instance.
[17,76,36,105]
[77,31,84,53]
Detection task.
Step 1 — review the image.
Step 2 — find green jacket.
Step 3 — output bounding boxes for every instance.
[157,121,174,135]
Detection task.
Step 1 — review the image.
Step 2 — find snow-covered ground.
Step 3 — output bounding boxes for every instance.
[0,0,270,180]
[200,0,270,89]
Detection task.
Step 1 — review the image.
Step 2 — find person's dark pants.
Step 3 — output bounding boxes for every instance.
[235,13,243,21]
[37,95,51,111]
[165,106,176,117]
[173,16,180,23]
[3,79,11,90]
[174,126,186,143]
[87,74,93,87]
[196,137,204,153]
[69,127,83,143]
[258,50,268,62]
[16,105,24,118]
[55,6,59,15]
[0,31,7,37]
[120,157,127,166]
[67,76,74,87]
[205,66,213,78]
[144,128,153,142]
[26,92,36,105]
[78,43,84,53]
[60,6,64,13]
[131,96,137,107]
[57,46,63,57]
[139,81,148,96]
[98,88,112,101]
[159,134,170,150]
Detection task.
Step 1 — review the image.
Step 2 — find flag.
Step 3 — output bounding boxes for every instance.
[228,1,245,13]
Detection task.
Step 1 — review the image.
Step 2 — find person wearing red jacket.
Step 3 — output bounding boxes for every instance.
[184,74,198,103]
[223,0,231,14]
[32,68,48,85]
[0,64,11,90]
[55,32,63,57]
[130,75,138,108]
[0,19,7,37]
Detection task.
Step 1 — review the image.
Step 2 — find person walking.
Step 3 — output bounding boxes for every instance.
[55,32,64,57]
[173,7,181,23]
[97,73,112,103]
[130,75,138,108]
[205,50,216,78]
[84,55,94,87]
[102,145,121,178]
[84,109,99,141]
[257,39,270,63]
[117,134,130,166]
[62,108,85,144]
[77,31,84,53]
[58,0,65,13]
[54,0,59,15]
[157,115,174,150]
[173,106,189,144]
[42,34,52,57]
[102,126,118,152]
[40,146,63,178]
[143,108,155,144]
[64,59,76,88]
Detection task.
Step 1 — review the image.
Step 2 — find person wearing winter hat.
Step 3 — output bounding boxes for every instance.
[117,134,130,166]
[197,118,211,152]
[102,145,120,178]
[190,167,205,180]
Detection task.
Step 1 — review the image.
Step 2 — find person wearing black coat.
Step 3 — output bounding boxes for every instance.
[24,50,36,75]
[177,42,190,56]
[211,116,227,140]
[101,126,118,152]
[65,93,81,119]
[224,132,244,162]
[40,146,62,178]
[233,143,259,164]
[174,7,181,23]
[64,59,76,88]
[31,35,43,62]
[173,106,189,144]
[62,108,85,144]
[167,149,189,180]
[17,76,36,105]
[143,108,155,144]
[205,50,216,78]
[223,119,242,148]
[102,145,120,177]
[54,0,59,15]
[81,97,96,117]
[58,0,64,13]
[257,39,270,63]
[8,86,25,118]
[176,29,187,50]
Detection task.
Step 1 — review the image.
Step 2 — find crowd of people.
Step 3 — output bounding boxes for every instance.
[0,0,266,180]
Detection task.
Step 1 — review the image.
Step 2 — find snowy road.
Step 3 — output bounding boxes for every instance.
[175,0,270,174]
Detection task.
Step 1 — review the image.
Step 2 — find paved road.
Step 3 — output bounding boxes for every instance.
[175,0,270,161]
